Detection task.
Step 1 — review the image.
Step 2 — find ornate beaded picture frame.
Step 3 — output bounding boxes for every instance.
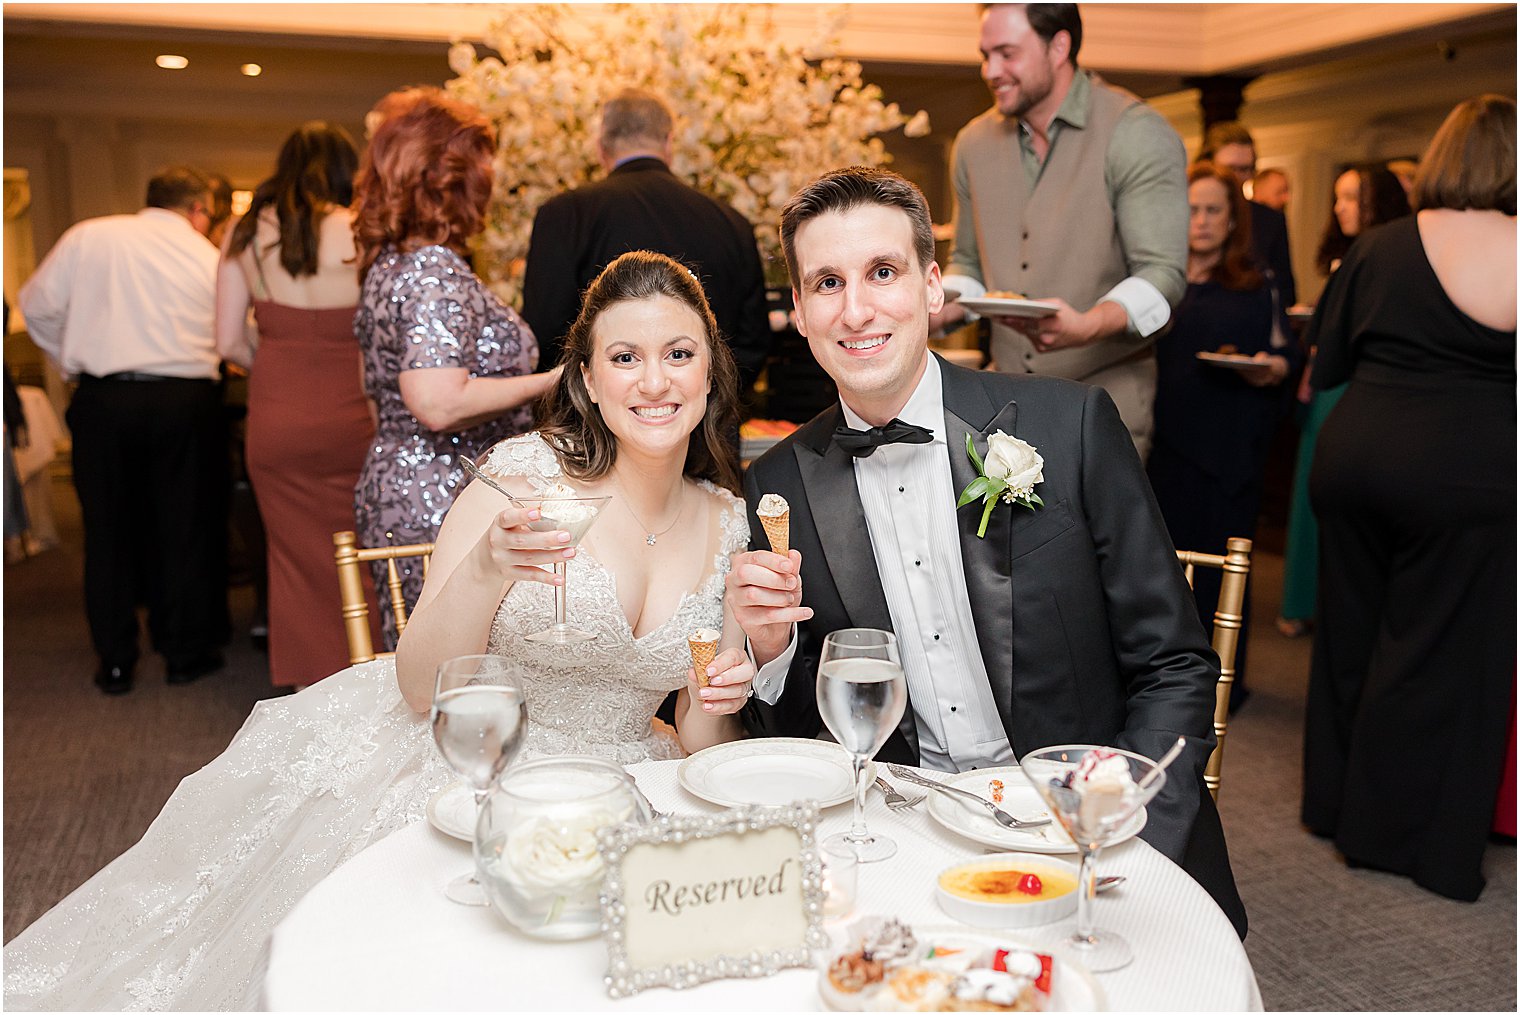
[596,803,828,998]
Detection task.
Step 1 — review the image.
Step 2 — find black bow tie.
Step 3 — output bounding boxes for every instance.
[833,418,934,458]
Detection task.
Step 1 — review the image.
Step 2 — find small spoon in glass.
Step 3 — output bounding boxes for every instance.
[459,455,526,508]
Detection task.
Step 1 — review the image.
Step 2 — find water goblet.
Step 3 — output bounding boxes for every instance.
[815,628,908,863]
[431,655,528,905]
[1019,744,1165,971]
[518,495,611,645]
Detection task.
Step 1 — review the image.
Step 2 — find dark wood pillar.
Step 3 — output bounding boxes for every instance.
[1184,74,1258,133]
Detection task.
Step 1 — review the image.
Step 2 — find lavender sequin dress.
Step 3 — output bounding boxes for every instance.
[354,245,537,645]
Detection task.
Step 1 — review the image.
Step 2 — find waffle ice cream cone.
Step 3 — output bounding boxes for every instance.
[756,493,790,555]
[688,628,720,686]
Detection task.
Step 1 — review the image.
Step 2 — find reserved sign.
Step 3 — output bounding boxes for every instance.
[598,804,827,998]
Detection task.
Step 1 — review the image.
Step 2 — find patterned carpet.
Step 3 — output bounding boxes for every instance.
[3,474,1515,1010]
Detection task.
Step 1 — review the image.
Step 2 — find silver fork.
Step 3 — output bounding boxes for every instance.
[887,763,1050,830]
[874,776,925,811]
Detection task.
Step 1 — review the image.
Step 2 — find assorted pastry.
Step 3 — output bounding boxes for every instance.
[821,917,1054,1012]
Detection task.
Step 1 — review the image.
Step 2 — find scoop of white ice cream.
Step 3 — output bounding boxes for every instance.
[756,493,789,517]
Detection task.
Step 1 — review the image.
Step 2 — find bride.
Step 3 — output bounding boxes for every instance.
[3,251,756,1011]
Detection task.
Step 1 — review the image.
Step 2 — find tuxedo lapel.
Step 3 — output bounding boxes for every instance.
[793,415,894,634]
[940,362,1017,729]
[792,409,912,755]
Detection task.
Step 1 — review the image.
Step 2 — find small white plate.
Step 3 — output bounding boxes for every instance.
[956,296,1062,319]
[678,737,874,809]
[923,766,1145,855]
[1195,350,1268,370]
[425,780,476,841]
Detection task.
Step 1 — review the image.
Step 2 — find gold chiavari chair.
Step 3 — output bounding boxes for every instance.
[332,530,435,665]
[1175,537,1253,801]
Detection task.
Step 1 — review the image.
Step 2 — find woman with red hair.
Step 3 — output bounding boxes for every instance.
[1148,161,1298,700]
[352,88,559,644]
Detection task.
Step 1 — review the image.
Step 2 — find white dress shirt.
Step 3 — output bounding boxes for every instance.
[19,208,220,380]
[753,354,1017,772]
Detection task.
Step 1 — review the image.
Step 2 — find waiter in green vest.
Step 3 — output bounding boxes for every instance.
[933,3,1187,462]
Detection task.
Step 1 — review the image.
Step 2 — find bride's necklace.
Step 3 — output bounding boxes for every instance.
[620,488,684,546]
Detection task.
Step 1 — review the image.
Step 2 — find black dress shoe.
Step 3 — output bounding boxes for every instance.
[166,652,225,686]
[94,662,135,695]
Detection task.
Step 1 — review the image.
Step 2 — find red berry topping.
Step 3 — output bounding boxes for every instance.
[1016,873,1043,895]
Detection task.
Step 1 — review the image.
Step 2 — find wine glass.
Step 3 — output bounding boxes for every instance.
[1019,744,1165,971]
[518,496,611,645]
[815,628,908,863]
[431,655,528,905]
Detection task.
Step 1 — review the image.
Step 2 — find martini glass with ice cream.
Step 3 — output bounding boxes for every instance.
[518,483,611,644]
[1018,744,1166,971]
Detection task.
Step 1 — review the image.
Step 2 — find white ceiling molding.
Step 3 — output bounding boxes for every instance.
[5,3,1511,71]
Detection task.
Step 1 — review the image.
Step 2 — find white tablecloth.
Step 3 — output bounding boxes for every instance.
[264,760,1261,1011]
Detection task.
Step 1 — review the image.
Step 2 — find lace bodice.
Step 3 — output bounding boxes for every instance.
[480,434,749,765]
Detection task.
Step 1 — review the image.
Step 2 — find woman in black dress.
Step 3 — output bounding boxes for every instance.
[1302,95,1516,900]
[1149,162,1296,685]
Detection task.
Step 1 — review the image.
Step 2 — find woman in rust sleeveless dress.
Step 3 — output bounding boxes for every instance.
[217,122,378,688]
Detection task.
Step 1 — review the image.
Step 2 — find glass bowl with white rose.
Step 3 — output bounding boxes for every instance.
[475,755,653,940]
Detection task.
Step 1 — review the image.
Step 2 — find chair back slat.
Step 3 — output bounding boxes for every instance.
[1175,537,1253,801]
[331,531,436,665]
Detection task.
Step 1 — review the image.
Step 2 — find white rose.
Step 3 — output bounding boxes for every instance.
[500,810,618,896]
[983,431,1044,493]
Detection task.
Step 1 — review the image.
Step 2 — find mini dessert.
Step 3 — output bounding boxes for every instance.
[1067,749,1137,831]
[938,860,1077,904]
[687,628,720,687]
[756,493,790,555]
[983,290,1029,300]
[822,917,917,1009]
[988,778,1005,804]
[821,924,1053,1012]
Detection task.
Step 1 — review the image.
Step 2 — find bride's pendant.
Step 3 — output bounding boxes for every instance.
[645,534,658,546]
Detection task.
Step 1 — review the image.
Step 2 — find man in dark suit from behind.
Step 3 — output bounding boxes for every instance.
[520,89,771,388]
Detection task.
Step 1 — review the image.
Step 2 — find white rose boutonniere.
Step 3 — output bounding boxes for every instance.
[957,431,1044,537]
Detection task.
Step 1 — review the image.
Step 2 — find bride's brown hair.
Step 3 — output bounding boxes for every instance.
[537,251,742,494]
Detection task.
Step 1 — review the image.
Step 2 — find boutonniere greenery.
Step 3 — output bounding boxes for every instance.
[957,431,1044,538]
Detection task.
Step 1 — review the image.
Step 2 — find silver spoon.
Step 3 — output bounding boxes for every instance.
[459,455,526,508]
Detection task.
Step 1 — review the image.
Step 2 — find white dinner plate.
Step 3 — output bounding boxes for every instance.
[819,925,1106,1011]
[956,295,1062,319]
[425,780,476,842]
[1195,350,1268,370]
[923,766,1146,855]
[677,737,874,809]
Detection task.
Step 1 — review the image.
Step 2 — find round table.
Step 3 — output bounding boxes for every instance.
[263,760,1261,1011]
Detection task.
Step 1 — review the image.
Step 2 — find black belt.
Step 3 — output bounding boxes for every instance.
[82,372,215,383]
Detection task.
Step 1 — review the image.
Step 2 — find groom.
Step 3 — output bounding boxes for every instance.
[730,166,1246,936]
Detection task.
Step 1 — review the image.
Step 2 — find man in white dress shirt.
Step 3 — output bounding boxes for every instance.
[20,166,228,694]
[729,166,1245,936]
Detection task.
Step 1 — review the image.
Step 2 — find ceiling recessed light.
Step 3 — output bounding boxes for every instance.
[240,63,262,77]
[155,54,189,70]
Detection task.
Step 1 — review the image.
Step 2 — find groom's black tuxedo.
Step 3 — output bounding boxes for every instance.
[741,355,1246,935]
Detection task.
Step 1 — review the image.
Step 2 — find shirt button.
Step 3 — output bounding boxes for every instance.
[898,486,905,493]
[914,560,921,567]
[933,633,940,641]
[1021,262,1029,270]
[950,705,958,712]
[1022,230,1029,240]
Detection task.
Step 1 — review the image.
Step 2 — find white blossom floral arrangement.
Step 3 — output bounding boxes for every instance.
[446,3,929,301]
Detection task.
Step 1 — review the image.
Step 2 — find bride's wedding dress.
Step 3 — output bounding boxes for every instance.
[4,434,747,1011]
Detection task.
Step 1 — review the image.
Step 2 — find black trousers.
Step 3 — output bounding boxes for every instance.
[67,375,229,669]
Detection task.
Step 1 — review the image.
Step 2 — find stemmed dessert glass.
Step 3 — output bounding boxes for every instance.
[431,655,528,905]
[815,629,908,863]
[1019,744,1165,971]
[518,496,611,644]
